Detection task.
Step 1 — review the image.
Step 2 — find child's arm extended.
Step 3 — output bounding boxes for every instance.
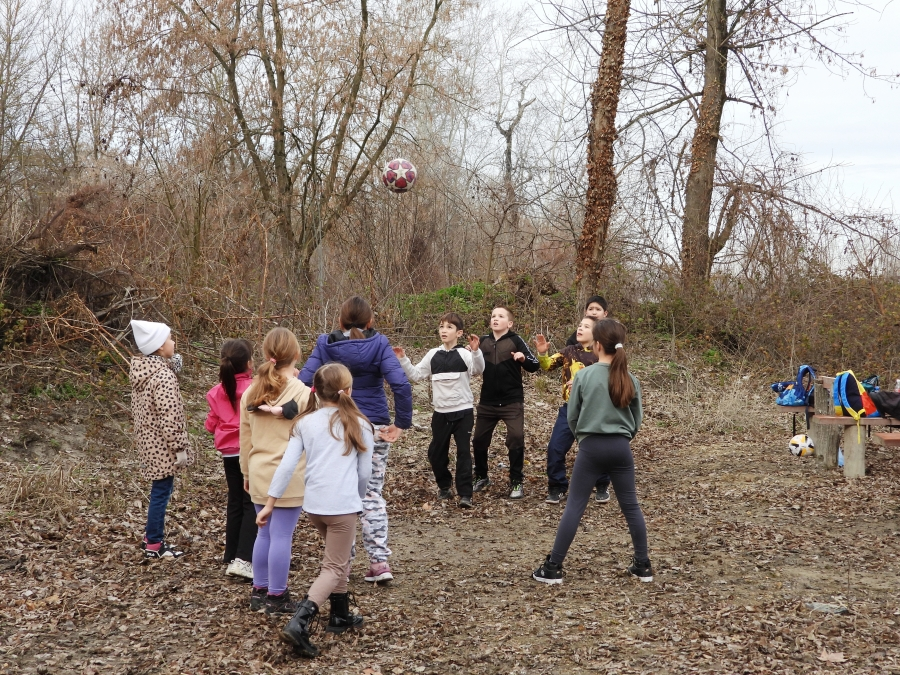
[512,335,540,373]
[257,431,305,525]
[393,346,435,382]
[298,336,326,387]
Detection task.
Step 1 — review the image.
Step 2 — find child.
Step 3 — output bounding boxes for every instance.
[257,363,373,658]
[240,327,311,614]
[535,317,611,504]
[129,319,193,560]
[393,312,484,508]
[532,319,653,584]
[299,296,412,583]
[471,306,539,499]
[565,295,608,346]
[205,338,256,579]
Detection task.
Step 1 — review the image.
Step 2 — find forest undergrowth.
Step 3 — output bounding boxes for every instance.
[2,337,900,675]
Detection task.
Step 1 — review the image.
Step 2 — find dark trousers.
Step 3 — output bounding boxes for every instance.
[472,402,525,485]
[427,409,474,498]
[550,434,649,564]
[547,404,610,492]
[145,475,175,544]
[223,456,257,563]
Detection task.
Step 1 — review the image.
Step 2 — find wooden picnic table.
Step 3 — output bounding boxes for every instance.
[780,376,898,478]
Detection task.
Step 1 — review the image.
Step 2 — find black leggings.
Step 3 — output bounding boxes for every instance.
[550,434,649,564]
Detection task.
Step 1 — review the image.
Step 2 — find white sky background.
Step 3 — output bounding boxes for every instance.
[502,0,900,210]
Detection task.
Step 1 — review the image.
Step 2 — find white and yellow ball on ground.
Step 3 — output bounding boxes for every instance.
[789,434,815,457]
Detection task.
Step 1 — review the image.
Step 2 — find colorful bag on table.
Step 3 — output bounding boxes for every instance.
[832,370,879,419]
[774,365,815,407]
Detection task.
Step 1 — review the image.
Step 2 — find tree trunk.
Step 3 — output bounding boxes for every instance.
[576,0,631,303]
[681,0,728,288]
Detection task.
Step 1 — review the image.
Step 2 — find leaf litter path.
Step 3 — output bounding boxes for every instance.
[2,378,900,674]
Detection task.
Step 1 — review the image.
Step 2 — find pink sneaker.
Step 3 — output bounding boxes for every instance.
[364,561,393,583]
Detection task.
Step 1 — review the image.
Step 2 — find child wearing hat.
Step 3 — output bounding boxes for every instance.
[130,319,193,559]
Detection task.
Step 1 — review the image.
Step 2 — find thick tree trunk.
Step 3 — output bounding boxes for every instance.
[681,0,728,288]
[576,0,631,303]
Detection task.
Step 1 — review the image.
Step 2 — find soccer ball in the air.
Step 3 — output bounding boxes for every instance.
[789,434,815,457]
[381,158,417,193]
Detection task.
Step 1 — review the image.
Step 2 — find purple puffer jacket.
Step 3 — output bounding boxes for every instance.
[299,330,413,429]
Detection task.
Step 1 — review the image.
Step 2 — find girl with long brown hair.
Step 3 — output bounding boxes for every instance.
[532,319,653,584]
[257,363,374,658]
[205,338,256,577]
[239,327,311,615]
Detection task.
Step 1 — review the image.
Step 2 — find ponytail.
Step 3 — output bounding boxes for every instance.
[592,319,635,408]
[295,362,372,455]
[219,338,253,410]
[245,327,301,408]
[339,295,374,340]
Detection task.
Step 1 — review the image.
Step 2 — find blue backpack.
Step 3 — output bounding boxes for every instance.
[774,365,815,407]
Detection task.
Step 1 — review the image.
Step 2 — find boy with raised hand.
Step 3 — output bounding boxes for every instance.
[565,296,608,347]
[393,312,484,508]
[471,306,540,499]
[535,317,611,504]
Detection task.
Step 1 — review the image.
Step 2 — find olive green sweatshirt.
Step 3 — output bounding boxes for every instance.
[567,362,643,441]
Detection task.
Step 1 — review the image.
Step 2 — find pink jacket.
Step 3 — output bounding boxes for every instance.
[205,371,253,456]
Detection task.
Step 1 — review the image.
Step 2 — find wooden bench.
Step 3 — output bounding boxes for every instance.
[779,376,898,478]
[873,432,900,448]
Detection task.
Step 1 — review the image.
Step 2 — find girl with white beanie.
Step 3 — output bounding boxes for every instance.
[129,319,193,559]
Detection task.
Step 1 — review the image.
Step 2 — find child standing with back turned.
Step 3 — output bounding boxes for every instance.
[535,317,612,505]
[257,363,373,658]
[129,319,193,560]
[471,306,539,499]
[532,319,653,584]
[393,312,484,508]
[205,338,256,578]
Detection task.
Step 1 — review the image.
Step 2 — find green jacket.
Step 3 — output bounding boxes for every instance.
[567,363,642,441]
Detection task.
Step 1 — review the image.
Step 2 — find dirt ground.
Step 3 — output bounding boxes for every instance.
[2,348,900,675]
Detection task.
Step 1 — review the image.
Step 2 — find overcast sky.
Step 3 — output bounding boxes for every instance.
[510,0,899,210]
[774,1,900,207]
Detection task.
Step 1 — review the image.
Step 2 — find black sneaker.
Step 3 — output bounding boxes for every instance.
[250,586,268,612]
[545,488,565,504]
[509,483,524,499]
[459,496,472,509]
[265,589,300,615]
[473,477,491,493]
[438,487,453,500]
[143,541,185,559]
[532,555,563,585]
[627,557,653,583]
[595,487,611,503]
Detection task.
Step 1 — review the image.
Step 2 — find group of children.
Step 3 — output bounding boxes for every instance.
[127,294,653,659]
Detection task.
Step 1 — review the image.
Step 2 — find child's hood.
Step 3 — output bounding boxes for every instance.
[319,332,387,369]
[129,355,172,392]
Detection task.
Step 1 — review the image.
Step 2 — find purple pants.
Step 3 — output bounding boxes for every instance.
[252,504,303,595]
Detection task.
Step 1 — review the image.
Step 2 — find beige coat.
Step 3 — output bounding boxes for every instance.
[240,378,310,507]
[130,355,193,481]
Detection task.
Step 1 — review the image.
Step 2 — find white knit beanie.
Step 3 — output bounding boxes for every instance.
[130,319,171,355]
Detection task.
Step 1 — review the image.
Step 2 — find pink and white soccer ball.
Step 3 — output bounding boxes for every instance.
[381,158,417,193]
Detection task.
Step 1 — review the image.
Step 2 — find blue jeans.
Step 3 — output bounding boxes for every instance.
[547,404,610,492]
[145,475,175,544]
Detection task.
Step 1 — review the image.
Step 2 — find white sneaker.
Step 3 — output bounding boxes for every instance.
[226,558,254,580]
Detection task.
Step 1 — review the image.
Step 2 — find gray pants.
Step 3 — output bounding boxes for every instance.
[550,434,649,564]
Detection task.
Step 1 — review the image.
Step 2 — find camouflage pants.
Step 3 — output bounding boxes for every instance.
[360,440,392,563]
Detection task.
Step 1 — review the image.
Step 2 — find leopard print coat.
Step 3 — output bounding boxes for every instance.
[130,354,193,480]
